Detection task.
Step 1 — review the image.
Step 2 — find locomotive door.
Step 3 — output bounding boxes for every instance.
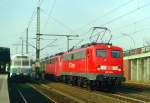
[86,50,90,75]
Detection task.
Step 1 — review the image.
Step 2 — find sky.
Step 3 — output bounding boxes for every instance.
[0,0,150,59]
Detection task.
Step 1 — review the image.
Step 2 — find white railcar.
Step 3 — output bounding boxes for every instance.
[10,54,32,79]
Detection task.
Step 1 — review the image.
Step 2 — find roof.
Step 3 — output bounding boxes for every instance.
[11,54,31,60]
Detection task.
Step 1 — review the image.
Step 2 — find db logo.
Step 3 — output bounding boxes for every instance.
[69,63,75,69]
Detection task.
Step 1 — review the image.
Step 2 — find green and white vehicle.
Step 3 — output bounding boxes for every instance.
[10,54,32,79]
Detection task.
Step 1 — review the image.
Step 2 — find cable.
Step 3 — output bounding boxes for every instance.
[101,1,150,26]
[40,1,74,34]
[72,0,135,34]
[27,8,36,29]
[39,0,44,6]
[12,0,44,56]
[52,16,74,33]
[112,27,150,41]
[43,0,56,30]
[69,0,135,46]
[114,16,150,30]
[27,0,44,29]
[40,38,57,50]
[74,1,150,46]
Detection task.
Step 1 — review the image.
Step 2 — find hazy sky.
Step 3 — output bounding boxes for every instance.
[0,0,150,58]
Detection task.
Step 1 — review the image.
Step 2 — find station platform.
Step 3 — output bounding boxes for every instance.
[0,74,10,103]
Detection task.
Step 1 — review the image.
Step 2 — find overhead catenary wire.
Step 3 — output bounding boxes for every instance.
[112,27,150,41]
[69,0,135,46]
[27,0,44,29]
[101,1,150,26]
[13,0,45,56]
[14,1,150,56]
[72,0,135,34]
[40,1,135,51]
[27,8,37,29]
[50,16,74,33]
[41,8,74,34]
[17,0,44,39]
[74,1,150,46]
[113,15,150,31]
[42,0,57,31]
[40,38,58,50]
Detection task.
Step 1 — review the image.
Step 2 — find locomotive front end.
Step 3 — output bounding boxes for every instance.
[94,44,125,86]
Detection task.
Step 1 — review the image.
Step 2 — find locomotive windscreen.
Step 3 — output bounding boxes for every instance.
[96,49,107,57]
[111,50,121,58]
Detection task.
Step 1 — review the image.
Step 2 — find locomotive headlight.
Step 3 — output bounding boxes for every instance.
[108,45,111,48]
[100,66,107,70]
[97,68,101,71]
[112,66,118,70]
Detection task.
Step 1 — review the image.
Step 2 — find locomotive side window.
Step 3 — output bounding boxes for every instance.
[111,50,120,58]
[63,54,72,61]
[96,49,107,57]
[49,59,52,63]
[51,58,55,64]
[45,57,49,63]
[71,54,74,60]
[74,51,86,60]
[63,51,86,61]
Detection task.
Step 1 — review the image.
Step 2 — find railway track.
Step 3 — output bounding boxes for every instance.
[8,80,56,103]
[8,79,150,103]
[33,81,150,103]
[29,82,83,103]
[92,83,150,103]
[110,83,150,103]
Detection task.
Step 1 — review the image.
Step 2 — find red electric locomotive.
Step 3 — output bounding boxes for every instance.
[44,53,63,80]
[44,43,125,88]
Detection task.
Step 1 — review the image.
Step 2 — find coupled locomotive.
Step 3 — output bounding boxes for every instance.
[43,43,125,88]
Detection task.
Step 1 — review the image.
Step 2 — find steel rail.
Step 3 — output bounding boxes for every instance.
[28,84,57,103]
[17,88,28,103]
[38,81,150,103]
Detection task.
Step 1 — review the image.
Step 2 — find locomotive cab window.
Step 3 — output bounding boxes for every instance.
[14,60,21,66]
[111,50,120,58]
[22,60,29,66]
[96,49,107,57]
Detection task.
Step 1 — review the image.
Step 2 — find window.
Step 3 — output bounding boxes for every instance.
[111,50,120,58]
[63,54,72,61]
[96,49,107,57]
[16,56,28,59]
[63,50,86,61]
[74,51,86,60]
[22,60,29,66]
[51,58,55,64]
[14,60,21,66]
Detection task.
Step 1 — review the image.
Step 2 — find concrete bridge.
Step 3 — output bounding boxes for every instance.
[124,45,150,83]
